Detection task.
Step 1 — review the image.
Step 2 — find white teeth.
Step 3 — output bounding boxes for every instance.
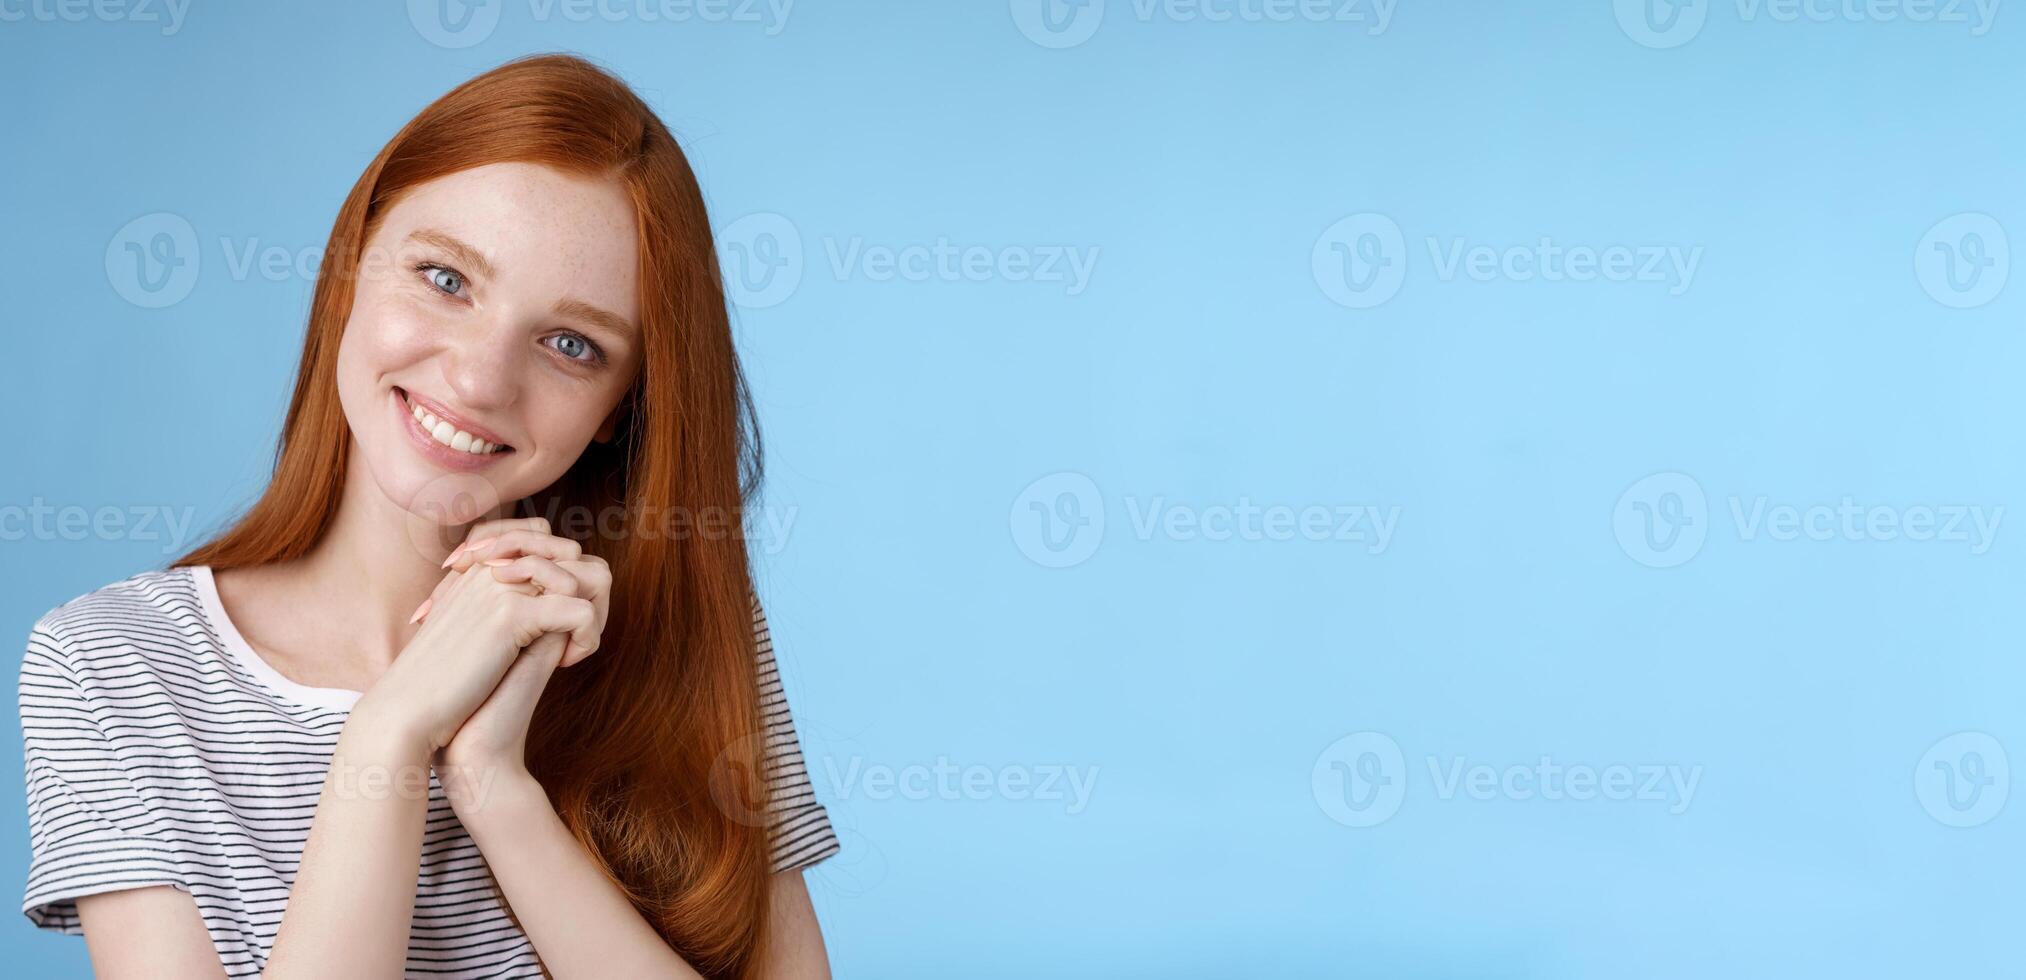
[409,397,500,455]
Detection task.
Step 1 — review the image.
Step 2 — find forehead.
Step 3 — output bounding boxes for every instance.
[375,161,639,320]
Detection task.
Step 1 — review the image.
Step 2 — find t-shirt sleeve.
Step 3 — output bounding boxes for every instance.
[18,615,187,932]
[750,596,841,875]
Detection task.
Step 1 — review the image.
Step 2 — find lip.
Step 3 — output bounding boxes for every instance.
[393,387,515,471]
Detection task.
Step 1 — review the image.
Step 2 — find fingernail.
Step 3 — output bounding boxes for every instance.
[484,557,514,566]
[444,538,494,568]
[408,597,433,623]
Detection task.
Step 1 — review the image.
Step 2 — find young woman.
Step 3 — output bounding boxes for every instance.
[18,55,838,978]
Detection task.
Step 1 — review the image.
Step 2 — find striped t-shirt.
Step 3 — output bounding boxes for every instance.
[17,564,838,978]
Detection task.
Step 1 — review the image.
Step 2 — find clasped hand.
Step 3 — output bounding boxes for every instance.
[354,516,611,808]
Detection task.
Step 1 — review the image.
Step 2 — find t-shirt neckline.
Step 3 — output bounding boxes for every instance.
[190,564,365,713]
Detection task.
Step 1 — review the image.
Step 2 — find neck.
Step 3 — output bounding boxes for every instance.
[288,454,513,672]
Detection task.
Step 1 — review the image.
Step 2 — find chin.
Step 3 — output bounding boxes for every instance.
[369,446,514,527]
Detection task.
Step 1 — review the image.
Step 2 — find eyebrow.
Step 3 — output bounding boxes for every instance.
[552,297,638,344]
[408,229,497,281]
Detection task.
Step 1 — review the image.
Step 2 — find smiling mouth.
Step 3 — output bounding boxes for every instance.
[396,387,513,456]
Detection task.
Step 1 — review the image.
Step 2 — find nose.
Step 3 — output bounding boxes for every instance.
[437,312,523,412]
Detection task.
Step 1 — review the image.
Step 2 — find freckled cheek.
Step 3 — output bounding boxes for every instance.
[343,290,444,372]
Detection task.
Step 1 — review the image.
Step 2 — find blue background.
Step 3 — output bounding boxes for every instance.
[2,2,2021,977]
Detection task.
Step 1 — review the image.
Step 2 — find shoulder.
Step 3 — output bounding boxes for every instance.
[747,590,783,677]
[23,566,203,682]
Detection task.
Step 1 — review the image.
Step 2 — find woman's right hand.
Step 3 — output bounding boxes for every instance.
[350,558,598,753]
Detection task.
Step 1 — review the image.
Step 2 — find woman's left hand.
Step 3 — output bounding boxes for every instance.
[418,517,612,799]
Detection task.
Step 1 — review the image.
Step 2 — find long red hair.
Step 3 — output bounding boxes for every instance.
[174,54,775,977]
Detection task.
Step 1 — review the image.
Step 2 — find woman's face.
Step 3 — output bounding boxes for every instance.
[334,161,642,524]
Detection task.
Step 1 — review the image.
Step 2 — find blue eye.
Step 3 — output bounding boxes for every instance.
[548,333,604,364]
[422,265,465,296]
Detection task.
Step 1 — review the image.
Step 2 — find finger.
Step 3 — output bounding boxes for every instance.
[420,564,469,615]
[560,636,598,669]
[487,555,584,598]
[444,516,554,566]
[554,557,610,612]
[555,551,608,576]
[551,559,611,666]
[466,514,552,543]
[558,555,611,593]
[458,559,540,601]
[509,593,598,659]
[410,565,476,624]
[448,528,583,571]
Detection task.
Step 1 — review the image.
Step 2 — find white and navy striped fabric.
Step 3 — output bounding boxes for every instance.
[17,564,838,978]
